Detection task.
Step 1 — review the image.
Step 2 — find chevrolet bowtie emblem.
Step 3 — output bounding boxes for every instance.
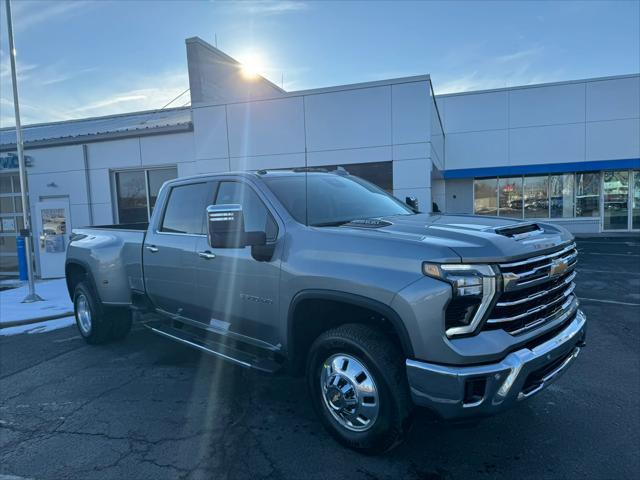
[550,258,568,277]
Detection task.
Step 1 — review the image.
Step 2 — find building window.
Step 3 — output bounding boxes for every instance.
[474,178,497,215]
[550,174,574,218]
[115,170,147,224]
[148,168,177,212]
[523,176,549,218]
[575,172,600,217]
[498,177,523,218]
[0,173,24,277]
[114,167,177,224]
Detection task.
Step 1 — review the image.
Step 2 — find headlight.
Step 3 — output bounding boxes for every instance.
[422,263,498,338]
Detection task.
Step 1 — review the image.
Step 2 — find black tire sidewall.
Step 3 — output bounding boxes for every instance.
[73,281,109,344]
[307,330,406,453]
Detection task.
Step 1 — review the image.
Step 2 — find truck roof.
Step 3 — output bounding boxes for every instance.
[171,168,346,183]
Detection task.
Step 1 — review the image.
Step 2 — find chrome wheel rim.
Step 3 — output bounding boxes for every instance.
[320,353,379,432]
[76,294,92,335]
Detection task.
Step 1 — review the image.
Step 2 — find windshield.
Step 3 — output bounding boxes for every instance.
[262,173,414,226]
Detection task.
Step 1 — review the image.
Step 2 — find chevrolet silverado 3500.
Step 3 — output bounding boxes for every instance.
[65,169,586,453]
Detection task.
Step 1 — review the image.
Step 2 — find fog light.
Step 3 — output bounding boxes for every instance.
[464,378,487,406]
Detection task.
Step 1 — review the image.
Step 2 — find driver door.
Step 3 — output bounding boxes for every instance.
[193,179,281,347]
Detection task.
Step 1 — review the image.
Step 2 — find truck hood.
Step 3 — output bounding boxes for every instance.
[339,213,573,262]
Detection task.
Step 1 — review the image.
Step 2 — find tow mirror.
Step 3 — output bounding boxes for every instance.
[206,204,267,249]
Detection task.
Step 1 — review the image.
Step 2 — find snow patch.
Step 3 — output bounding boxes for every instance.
[0,316,75,336]
[0,278,73,324]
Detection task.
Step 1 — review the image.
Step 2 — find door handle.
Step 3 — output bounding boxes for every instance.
[198,251,216,260]
[146,245,159,253]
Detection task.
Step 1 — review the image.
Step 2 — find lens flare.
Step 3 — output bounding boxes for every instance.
[239,53,265,79]
[240,52,265,79]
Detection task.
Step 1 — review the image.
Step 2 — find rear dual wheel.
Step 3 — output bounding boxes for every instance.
[73,281,132,344]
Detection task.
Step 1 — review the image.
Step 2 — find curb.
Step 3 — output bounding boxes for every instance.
[0,311,74,329]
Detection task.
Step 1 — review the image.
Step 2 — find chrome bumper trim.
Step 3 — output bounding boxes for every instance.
[406,309,587,419]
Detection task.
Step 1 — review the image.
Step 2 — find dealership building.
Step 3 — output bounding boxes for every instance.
[1,36,639,279]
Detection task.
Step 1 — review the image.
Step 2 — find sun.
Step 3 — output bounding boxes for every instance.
[239,52,265,79]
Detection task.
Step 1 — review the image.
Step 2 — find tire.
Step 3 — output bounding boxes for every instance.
[306,323,413,454]
[73,281,112,345]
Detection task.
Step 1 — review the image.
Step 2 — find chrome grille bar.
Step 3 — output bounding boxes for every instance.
[496,271,577,308]
[487,284,575,324]
[501,245,578,292]
[516,256,578,288]
[500,242,576,269]
[509,296,579,336]
[482,241,581,336]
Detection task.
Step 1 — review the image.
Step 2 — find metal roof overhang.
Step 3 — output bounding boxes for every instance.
[0,122,192,152]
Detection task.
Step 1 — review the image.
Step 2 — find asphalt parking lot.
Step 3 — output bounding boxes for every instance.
[1,237,639,480]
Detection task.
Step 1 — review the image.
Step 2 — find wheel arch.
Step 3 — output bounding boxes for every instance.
[65,260,100,303]
[286,290,414,375]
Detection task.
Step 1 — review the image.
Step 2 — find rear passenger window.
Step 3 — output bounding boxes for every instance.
[215,182,278,241]
[161,183,210,234]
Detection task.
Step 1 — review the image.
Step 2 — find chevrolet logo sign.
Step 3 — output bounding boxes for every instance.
[549,258,569,277]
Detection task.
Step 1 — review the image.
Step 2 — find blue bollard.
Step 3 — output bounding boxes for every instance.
[16,235,28,281]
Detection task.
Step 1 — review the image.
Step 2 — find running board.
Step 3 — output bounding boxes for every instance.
[144,321,281,373]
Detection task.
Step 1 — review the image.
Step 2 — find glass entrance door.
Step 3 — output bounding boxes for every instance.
[632,170,640,231]
[602,170,640,231]
[603,171,629,230]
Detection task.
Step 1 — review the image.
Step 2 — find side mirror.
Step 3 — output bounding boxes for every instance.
[405,196,420,212]
[207,204,267,248]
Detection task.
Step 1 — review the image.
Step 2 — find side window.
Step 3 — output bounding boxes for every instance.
[215,182,278,241]
[161,183,210,234]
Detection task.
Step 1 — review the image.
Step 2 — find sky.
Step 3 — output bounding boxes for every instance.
[0,0,638,127]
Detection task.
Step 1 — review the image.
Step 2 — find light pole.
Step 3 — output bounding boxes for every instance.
[5,0,43,302]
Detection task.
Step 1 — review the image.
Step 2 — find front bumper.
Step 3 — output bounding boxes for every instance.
[406,309,587,419]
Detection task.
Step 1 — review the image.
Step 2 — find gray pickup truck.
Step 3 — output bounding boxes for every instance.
[65,169,586,453]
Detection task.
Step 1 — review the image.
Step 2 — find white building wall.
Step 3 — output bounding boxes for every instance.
[437,74,640,233]
[25,144,88,276]
[192,77,437,209]
[391,81,435,206]
[228,96,306,171]
[23,132,197,237]
[140,132,194,166]
[439,74,640,171]
[443,178,473,214]
[305,86,391,151]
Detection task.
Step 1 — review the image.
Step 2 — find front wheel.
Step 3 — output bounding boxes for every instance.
[306,324,413,454]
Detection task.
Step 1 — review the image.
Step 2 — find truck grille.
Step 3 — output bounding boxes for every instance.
[484,242,579,335]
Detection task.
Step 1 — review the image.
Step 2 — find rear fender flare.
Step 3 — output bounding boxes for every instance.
[65,259,101,303]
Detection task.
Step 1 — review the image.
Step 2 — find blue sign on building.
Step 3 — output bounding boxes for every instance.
[0,153,32,170]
